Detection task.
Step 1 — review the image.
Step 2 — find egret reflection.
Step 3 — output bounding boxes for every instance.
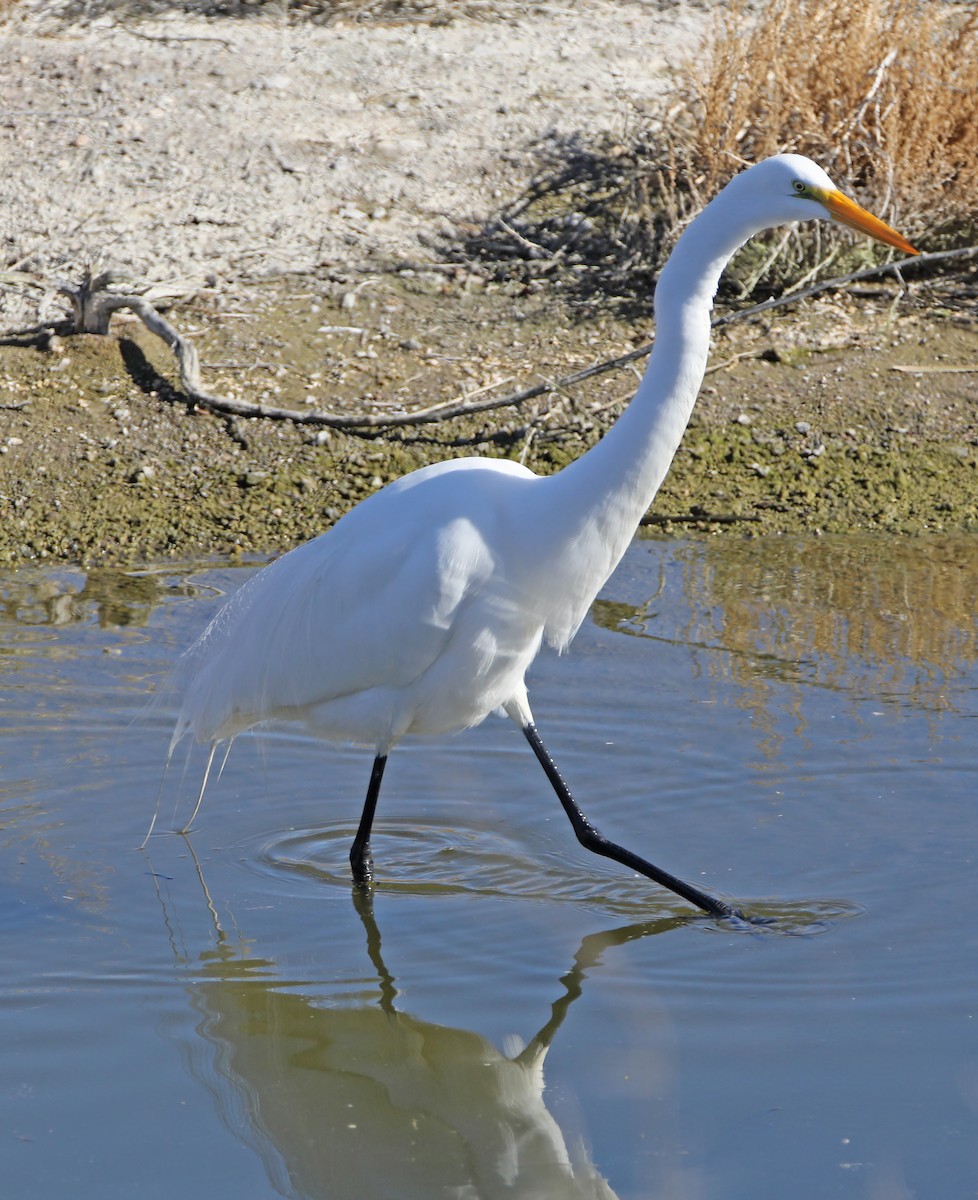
[154,865,684,1200]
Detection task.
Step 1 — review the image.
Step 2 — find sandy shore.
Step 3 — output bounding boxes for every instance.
[0,0,705,327]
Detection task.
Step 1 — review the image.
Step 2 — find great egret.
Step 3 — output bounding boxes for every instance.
[160,154,917,919]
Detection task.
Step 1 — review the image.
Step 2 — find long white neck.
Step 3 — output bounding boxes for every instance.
[533,177,767,644]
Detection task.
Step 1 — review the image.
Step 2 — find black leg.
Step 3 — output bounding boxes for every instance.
[350,754,387,884]
[522,722,742,920]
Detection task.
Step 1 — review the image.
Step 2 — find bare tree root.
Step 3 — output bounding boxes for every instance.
[4,248,973,435]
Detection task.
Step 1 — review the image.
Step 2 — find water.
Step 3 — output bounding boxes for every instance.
[2,536,977,1199]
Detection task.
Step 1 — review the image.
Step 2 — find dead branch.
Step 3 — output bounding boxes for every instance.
[7,246,975,434]
[0,269,50,295]
[713,245,978,329]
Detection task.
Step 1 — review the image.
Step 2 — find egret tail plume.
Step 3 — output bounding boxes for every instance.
[140,767,169,849]
[181,741,220,833]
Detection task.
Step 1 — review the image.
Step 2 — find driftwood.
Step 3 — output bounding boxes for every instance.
[3,245,976,434]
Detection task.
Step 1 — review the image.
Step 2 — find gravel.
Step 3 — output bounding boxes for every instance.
[0,0,706,330]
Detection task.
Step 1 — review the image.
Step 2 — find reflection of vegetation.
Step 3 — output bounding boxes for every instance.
[0,568,181,629]
[0,570,85,628]
[597,535,978,725]
[77,570,162,627]
[693,536,978,704]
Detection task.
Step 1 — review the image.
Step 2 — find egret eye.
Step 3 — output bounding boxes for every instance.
[792,180,807,195]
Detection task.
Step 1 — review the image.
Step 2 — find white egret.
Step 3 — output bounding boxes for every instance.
[161,154,917,919]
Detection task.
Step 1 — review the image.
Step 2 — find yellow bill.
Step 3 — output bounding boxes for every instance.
[820,188,918,256]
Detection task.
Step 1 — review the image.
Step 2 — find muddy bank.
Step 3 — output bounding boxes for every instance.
[2,266,977,566]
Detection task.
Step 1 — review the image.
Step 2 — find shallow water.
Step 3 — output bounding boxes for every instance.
[2,535,977,1199]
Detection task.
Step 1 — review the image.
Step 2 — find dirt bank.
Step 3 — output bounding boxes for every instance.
[1,2,976,566]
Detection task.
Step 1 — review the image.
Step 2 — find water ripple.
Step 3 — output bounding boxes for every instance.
[232,819,862,936]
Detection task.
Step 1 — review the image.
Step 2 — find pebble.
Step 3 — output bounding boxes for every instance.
[252,73,290,92]
[338,204,367,223]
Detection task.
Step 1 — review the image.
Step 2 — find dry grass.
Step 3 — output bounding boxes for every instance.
[460,0,978,304]
[681,0,978,246]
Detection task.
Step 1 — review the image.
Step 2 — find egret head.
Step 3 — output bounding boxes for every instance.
[742,153,918,255]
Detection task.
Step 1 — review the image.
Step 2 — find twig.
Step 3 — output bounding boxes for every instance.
[363,247,960,431]
[705,349,763,375]
[497,218,556,261]
[122,28,234,48]
[268,141,307,175]
[840,49,897,144]
[890,363,978,374]
[713,245,978,329]
[0,270,49,291]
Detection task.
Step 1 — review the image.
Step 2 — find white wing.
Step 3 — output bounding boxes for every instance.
[173,457,538,746]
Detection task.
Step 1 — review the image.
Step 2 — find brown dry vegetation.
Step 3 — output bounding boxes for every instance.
[462,0,978,304]
[682,0,978,244]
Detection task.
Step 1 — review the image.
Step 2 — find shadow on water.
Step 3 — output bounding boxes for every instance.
[150,847,696,1200]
